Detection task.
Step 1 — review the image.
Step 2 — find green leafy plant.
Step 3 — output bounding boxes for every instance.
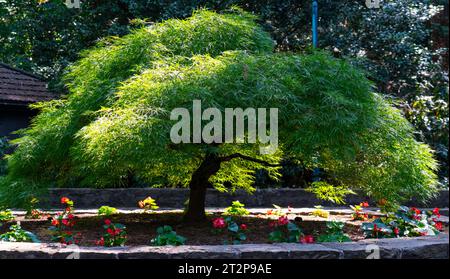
[138,197,159,212]
[0,223,40,243]
[311,205,329,219]
[223,201,250,217]
[0,209,15,222]
[316,221,351,243]
[306,182,355,205]
[211,216,248,244]
[97,206,118,216]
[96,219,127,247]
[362,207,443,238]
[266,205,302,243]
[150,225,186,246]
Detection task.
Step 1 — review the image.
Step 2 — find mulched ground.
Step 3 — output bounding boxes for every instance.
[1,212,369,246]
[1,212,447,246]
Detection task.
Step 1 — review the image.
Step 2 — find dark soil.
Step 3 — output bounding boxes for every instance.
[1,212,446,246]
[1,212,366,246]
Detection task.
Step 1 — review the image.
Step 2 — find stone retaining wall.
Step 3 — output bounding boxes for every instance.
[0,235,448,259]
[39,188,449,209]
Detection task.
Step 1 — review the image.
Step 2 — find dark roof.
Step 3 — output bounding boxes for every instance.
[0,63,55,106]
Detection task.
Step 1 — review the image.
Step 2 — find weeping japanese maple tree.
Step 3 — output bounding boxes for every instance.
[0,9,438,223]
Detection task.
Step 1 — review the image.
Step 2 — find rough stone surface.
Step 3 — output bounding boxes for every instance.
[38,188,449,209]
[1,234,448,259]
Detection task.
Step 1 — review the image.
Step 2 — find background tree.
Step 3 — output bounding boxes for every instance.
[0,10,438,222]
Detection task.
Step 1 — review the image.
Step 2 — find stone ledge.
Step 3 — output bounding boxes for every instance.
[1,235,448,259]
[37,188,449,209]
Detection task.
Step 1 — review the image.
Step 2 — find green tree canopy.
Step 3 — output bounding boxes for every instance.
[0,9,438,222]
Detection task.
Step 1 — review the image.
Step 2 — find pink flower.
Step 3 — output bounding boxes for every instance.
[104,219,112,226]
[240,224,248,230]
[435,222,443,231]
[212,218,226,229]
[277,216,289,226]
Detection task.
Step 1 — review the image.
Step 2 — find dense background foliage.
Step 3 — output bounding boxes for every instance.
[0,0,448,186]
[0,10,439,210]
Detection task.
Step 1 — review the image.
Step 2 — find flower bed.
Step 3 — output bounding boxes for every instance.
[1,210,447,247]
[1,198,448,260]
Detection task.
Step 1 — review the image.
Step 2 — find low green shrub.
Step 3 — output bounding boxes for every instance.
[362,206,443,238]
[0,223,40,243]
[97,206,118,216]
[316,221,351,243]
[223,201,250,217]
[151,225,186,246]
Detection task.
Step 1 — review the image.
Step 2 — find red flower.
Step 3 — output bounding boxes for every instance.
[107,228,115,236]
[62,219,69,226]
[432,208,441,218]
[104,219,112,226]
[435,222,443,231]
[300,235,314,244]
[61,197,70,204]
[413,215,421,220]
[114,228,122,235]
[240,224,248,230]
[96,237,105,246]
[360,201,369,207]
[51,219,59,226]
[267,210,273,215]
[212,218,226,229]
[410,207,421,215]
[268,221,277,228]
[277,216,289,226]
[393,227,399,235]
[67,214,74,220]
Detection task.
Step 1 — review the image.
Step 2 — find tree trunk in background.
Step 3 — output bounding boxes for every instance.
[183,154,221,223]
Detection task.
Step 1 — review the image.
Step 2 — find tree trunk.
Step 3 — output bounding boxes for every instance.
[183,154,222,223]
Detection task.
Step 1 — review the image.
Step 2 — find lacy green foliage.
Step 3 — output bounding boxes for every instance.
[97,206,118,216]
[0,9,273,206]
[316,221,351,243]
[0,223,40,243]
[0,10,439,210]
[306,182,356,205]
[1,0,447,184]
[223,201,250,217]
[0,137,9,176]
[150,225,186,246]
